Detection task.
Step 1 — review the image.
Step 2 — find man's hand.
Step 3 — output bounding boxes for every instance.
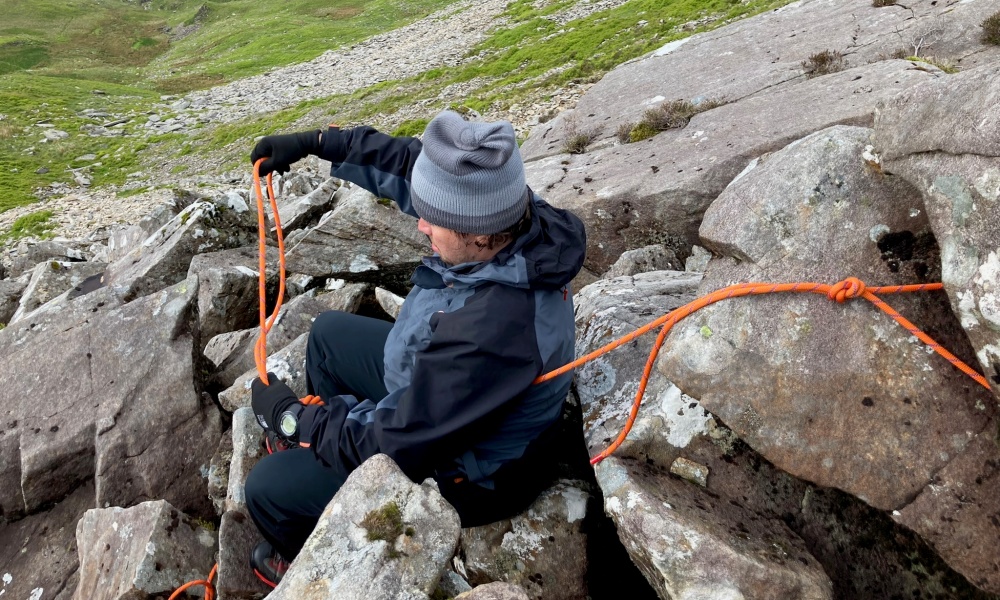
[250,130,322,176]
[251,373,299,432]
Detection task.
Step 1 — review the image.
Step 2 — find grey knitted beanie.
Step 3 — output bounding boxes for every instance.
[411,110,527,235]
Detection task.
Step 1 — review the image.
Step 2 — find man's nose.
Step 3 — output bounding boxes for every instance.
[417,218,431,235]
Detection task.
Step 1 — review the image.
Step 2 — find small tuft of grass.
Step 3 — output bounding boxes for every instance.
[802,50,845,77]
[905,55,959,74]
[982,12,1000,45]
[2,210,55,242]
[619,97,726,143]
[360,502,406,558]
[615,122,634,144]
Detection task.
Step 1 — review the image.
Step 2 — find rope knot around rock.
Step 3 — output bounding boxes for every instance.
[827,277,866,303]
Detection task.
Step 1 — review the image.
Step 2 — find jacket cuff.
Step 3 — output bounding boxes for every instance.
[297,404,323,447]
[317,125,347,165]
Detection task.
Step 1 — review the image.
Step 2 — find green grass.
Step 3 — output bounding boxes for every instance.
[0,73,159,211]
[2,210,55,241]
[2,0,796,218]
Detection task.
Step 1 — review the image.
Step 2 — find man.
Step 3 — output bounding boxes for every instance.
[245,110,586,587]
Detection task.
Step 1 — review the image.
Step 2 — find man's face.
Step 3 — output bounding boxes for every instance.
[417,218,494,266]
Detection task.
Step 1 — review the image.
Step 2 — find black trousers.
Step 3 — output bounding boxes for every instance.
[245,310,554,560]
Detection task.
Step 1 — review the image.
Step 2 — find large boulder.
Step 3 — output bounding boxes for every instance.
[660,125,995,510]
[523,0,1000,162]
[285,185,428,287]
[0,277,221,518]
[267,454,461,600]
[524,60,940,274]
[873,63,1000,592]
[573,241,997,598]
[875,63,1000,399]
[73,500,217,600]
[187,245,281,343]
[573,270,703,455]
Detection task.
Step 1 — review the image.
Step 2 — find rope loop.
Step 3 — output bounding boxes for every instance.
[827,277,866,303]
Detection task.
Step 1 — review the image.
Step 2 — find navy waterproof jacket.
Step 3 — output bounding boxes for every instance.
[296,125,587,488]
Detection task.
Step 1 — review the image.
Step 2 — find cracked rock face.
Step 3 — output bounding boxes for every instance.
[875,62,1000,593]
[876,63,1000,400]
[0,277,221,519]
[660,125,996,511]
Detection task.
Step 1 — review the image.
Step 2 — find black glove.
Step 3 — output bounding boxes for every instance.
[250,130,322,175]
[251,373,299,432]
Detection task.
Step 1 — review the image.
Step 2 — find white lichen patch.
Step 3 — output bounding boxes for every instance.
[974,168,1000,202]
[626,490,644,510]
[975,251,1000,329]
[656,384,713,448]
[957,291,980,329]
[348,255,378,273]
[28,589,43,600]
[560,487,588,523]
[869,224,890,244]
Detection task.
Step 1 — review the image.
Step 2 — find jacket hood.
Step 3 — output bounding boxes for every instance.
[412,190,586,291]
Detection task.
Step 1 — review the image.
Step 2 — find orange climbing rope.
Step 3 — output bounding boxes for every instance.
[539,277,992,466]
[167,563,216,600]
[175,166,993,599]
[246,165,991,464]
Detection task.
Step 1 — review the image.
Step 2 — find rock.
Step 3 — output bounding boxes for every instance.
[210,284,366,395]
[204,328,257,369]
[218,333,309,412]
[524,60,939,274]
[271,176,342,233]
[455,582,531,600]
[267,454,461,600]
[460,481,590,600]
[207,431,234,516]
[100,202,180,263]
[603,244,681,278]
[659,125,996,510]
[187,245,281,342]
[596,456,833,599]
[104,198,258,302]
[0,483,92,600]
[0,277,28,324]
[875,63,1000,400]
[225,407,266,514]
[215,510,270,600]
[670,456,709,488]
[0,277,221,517]
[435,571,473,598]
[9,239,90,278]
[73,500,216,600]
[285,185,428,287]
[43,129,69,141]
[573,271,703,456]
[523,0,1000,163]
[874,63,1000,592]
[375,286,405,320]
[685,245,711,272]
[9,260,107,325]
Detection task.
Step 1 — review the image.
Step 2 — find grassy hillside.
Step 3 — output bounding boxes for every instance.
[1,0,792,221]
